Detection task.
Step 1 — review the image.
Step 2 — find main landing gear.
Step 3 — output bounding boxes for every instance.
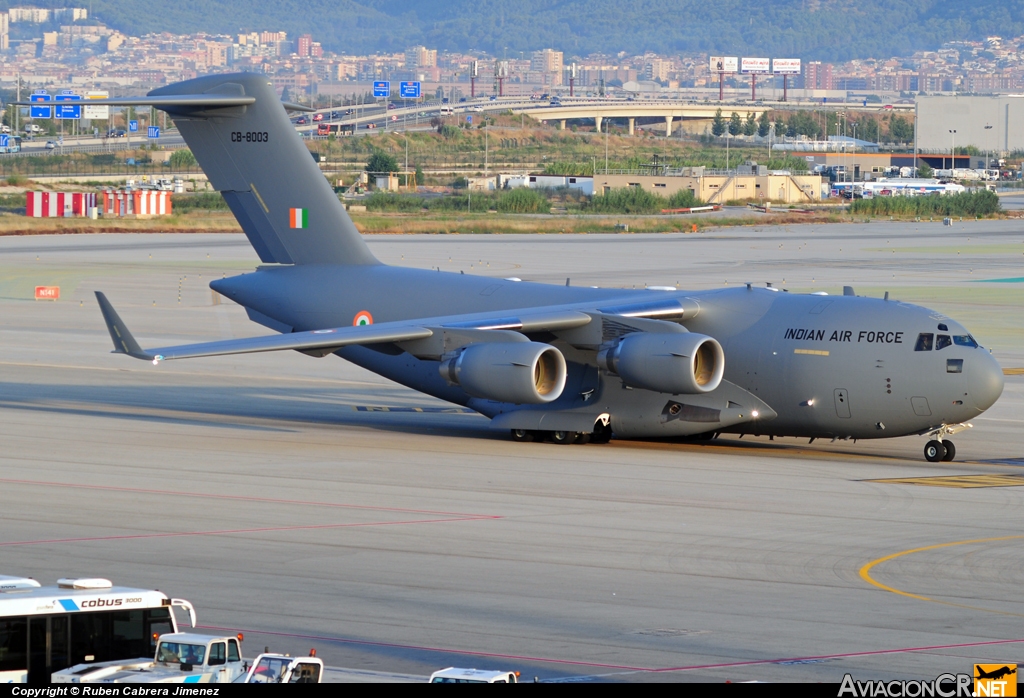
[510,421,613,445]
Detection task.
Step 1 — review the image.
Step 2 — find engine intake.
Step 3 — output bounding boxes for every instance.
[598,332,725,394]
[440,342,567,404]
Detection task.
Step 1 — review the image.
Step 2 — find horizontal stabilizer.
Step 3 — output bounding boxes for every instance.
[95,292,433,363]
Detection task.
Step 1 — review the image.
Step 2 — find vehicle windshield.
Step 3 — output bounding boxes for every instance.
[157,642,206,665]
[248,656,292,683]
[953,335,979,348]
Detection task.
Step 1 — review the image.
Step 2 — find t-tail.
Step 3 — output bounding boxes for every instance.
[22,73,379,267]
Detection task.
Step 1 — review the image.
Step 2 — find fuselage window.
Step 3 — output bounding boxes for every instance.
[953,335,978,348]
[914,333,934,351]
[936,334,952,350]
[947,359,964,373]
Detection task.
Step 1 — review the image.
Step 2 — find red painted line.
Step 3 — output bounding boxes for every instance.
[0,478,499,519]
[197,626,651,671]
[649,637,1024,674]
[0,516,495,548]
[197,627,1024,676]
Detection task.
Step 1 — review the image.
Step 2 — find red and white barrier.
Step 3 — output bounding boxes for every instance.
[25,192,97,217]
[101,190,173,217]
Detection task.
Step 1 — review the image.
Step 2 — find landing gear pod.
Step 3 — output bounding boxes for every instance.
[598,332,725,395]
[440,342,567,404]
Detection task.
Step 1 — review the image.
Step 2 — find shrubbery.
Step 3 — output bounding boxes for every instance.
[849,190,1000,217]
[363,185,705,215]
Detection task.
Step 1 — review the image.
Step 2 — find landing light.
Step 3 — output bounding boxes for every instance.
[751,410,759,418]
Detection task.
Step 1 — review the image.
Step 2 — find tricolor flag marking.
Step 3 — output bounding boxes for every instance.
[289,208,308,228]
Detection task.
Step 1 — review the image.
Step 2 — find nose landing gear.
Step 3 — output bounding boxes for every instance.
[923,423,971,462]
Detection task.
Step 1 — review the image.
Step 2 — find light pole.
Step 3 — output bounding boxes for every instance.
[949,129,957,173]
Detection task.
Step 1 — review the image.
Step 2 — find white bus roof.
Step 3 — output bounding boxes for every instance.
[0,576,170,617]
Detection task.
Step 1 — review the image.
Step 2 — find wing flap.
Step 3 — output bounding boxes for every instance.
[95,292,431,363]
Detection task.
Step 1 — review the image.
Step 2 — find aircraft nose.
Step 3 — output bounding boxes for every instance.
[967,350,1004,412]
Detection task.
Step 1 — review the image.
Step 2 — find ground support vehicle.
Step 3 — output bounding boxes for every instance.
[0,575,193,683]
[429,667,520,683]
[239,652,324,683]
[52,632,245,683]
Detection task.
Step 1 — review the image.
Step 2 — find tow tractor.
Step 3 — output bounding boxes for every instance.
[238,651,324,683]
[52,632,247,683]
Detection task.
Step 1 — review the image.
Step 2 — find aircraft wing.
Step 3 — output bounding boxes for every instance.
[95,292,592,363]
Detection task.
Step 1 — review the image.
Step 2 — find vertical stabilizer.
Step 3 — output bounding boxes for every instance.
[148,73,378,266]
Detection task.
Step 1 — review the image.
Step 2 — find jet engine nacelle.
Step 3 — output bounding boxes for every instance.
[440,342,567,404]
[598,332,725,394]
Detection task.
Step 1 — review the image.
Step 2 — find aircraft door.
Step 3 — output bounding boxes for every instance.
[834,389,851,418]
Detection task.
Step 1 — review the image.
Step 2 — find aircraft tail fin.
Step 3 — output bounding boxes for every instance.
[145,73,378,266]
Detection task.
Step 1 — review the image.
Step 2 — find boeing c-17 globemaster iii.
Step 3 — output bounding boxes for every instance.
[25,73,1004,462]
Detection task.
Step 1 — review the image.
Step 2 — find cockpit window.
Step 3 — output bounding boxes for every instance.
[953,335,979,348]
[947,359,963,373]
[935,334,952,350]
[914,333,934,351]
[937,323,948,331]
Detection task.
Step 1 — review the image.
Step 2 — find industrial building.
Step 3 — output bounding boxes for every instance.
[591,166,824,204]
[916,95,1024,152]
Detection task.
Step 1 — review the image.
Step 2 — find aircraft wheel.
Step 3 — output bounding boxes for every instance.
[924,440,946,462]
[550,430,577,445]
[510,429,534,443]
[589,421,613,445]
[574,432,591,445]
[941,440,956,462]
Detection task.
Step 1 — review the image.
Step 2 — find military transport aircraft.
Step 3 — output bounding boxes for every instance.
[25,73,1004,461]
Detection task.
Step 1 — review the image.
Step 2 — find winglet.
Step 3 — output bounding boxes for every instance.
[95,292,153,361]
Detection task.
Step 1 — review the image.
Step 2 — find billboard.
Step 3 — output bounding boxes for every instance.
[741,57,770,74]
[83,91,109,120]
[773,58,801,75]
[709,56,738,73]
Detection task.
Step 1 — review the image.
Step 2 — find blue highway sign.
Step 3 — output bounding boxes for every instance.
[466,115,472,124]
[30,93,51,119]
[128,120,138,132]
[148,126,160,139]
[399,81,421,99]
[55,94,82,119]
[373,81,390,98]
[0,135,8,148]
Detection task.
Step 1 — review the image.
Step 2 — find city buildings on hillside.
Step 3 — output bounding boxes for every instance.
[0,9,1022,99]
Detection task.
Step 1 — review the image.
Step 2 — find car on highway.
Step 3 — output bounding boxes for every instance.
[387,103,396,110]
[470,105,484,112]
[294,116,308,125]
[45,140,56,149]
[489,95,497,101]
[312,113,323,121]
[365,123,376,129]
[106,129,126,138]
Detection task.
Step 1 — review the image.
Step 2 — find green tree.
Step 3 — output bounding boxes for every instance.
[711,109,726,137]
[743,113,757,136]
[757,111,771,138]
[728,112,742,136]
[366,150,398,174]
[859,118,880,144]
[917,162,934,178]
[415,164,425,185]
[889,115,914,143]
[169,149,196,169]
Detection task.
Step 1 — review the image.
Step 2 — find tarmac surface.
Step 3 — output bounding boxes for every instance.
[1,221,1022,683]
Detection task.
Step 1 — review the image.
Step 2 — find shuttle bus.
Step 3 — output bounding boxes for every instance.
[0,575,194,683]
[317,123,355,136]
